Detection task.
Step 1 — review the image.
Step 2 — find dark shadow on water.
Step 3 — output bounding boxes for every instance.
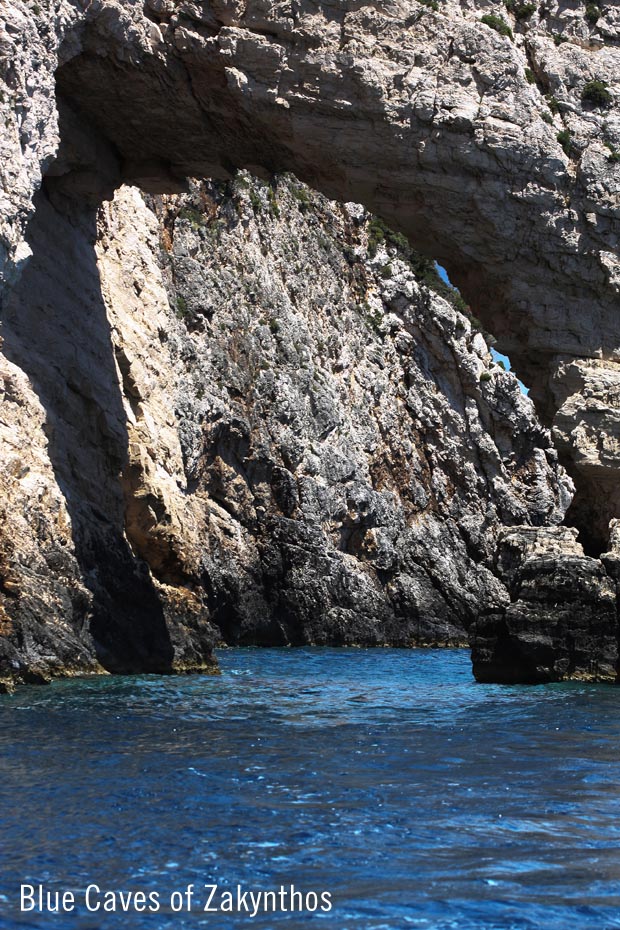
[0,184,174,673]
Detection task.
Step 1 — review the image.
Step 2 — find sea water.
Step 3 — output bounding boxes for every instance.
[1,648,620,929]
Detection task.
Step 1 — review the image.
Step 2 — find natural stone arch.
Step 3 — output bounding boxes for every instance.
[58,2,620,552]
[2,0,620,549]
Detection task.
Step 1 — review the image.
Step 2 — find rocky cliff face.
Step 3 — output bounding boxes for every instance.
[2,0,619,553]
[0,190,220,691]
[0,170,571,688]
[0,0,619,686]
[110,175,573,646]
[471,526,619,683]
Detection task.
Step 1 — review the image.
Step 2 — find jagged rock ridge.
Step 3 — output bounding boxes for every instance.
[1,0,619,549]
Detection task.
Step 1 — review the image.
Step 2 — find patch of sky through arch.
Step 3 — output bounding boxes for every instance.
[435,264,529,395]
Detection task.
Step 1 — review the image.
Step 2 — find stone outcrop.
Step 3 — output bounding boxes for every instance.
[550,358,620,554]
[108,175,573,646]
[0,0,619,685]
[0,189,219,691]
[0,345,99,689]
[471,527,619,683]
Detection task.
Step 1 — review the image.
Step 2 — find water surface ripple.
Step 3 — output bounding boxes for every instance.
[1,648,620,929]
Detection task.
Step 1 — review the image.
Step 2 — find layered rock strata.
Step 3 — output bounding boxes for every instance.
[471,527,619,683]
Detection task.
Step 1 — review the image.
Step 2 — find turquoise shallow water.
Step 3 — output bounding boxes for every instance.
[1,647,620,929]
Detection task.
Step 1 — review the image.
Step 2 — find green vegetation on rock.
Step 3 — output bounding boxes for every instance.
[480,14,513,39]
[365,216,483,328]
[545,94,560,115]
[557,129,572,156]
[581,80,612,109]
[604,142,620,164]
[504,0,536,20]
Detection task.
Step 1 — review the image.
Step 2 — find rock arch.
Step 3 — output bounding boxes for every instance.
[0,0,619,684]
[3,0,619,549]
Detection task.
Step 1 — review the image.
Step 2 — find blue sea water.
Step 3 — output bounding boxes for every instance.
[1,648,620,930]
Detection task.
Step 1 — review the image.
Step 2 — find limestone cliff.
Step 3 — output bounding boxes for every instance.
[1,0,619,686]
[1,0,619,552]
[107,175,572,645]
[0,190,220,690]
[0,172,570,688]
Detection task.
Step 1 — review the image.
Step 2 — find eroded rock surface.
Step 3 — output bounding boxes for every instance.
[471,526,619,683]
[1,0,619,548]
[0,347,98,691]
[0,191,219,690]
[99,175,571,647]
[1,0,619,685]
[0,174,571,686]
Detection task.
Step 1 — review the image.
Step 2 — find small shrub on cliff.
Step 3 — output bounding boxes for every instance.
[585,3,601,25]
[292,186,311,213]
[419,0,439,10]
[581,80,613,109]
[541,111,553,125]
[469,314,486,333]
[365,306,384,334]
[178,206,204,231]
[545,94,560,115]
[175,295,189,319]
[367,216,409,259]
[480,14,513,39]
[479,372,493,383]
[249,189,262,213]
[364,216,490,333]
[553,33,568,45]
[525,67,536,85]
[268,187,280,219]
[556,129,572,156]
[504,0,536,20]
